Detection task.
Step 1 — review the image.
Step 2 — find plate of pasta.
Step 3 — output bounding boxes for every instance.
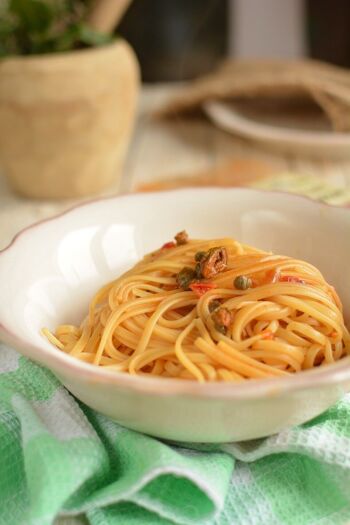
[0,188,349,442]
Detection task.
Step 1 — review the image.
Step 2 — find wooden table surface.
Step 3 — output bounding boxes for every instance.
[1,83,350,250]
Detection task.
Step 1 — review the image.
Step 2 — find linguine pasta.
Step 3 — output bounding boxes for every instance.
[43,233,350,382]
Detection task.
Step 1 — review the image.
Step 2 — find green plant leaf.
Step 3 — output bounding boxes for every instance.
[77,24,112,47]
[1,1,110,56]
[9,0,53,33]
[52,25,80,52]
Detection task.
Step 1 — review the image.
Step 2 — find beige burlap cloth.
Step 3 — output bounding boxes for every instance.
[159,59,350,132]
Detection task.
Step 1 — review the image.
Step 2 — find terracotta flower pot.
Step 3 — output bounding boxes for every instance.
[0,40,139,199]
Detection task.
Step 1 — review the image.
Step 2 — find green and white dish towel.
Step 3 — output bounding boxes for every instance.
[1,342,350,525]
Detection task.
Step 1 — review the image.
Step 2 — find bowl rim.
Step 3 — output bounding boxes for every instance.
[1,187,350,399]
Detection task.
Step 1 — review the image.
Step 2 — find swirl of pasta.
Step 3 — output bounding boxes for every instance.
[43,234,350,382]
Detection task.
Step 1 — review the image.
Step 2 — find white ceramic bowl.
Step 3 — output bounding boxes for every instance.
[0,188,350,442]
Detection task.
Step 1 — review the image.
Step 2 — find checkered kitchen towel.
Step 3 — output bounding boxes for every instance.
[1,343,350,525]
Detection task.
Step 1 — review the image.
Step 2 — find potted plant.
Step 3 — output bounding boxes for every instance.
[0,0,139,199]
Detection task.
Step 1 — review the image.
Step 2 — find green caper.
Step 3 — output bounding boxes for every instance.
[234,275,252,290]
[195,251,207,262]
[176,267,196,290]
[209,299,221,313]
[194,262,202,279]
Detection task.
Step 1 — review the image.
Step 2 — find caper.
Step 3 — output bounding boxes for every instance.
[234,275,252,290]
[195,251,207,262]
[209,299,221,313]
[176,267,196,290]
[194,262,202,279]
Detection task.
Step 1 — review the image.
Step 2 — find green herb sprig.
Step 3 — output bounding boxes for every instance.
[0,0,112,57]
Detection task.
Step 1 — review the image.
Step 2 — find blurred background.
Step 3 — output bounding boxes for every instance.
[1,0,350,217]
[118,0,350,82]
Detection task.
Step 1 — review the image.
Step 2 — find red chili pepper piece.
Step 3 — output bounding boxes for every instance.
[189,282,217,297]
[279,275,305,284]
[161,241,176,250]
